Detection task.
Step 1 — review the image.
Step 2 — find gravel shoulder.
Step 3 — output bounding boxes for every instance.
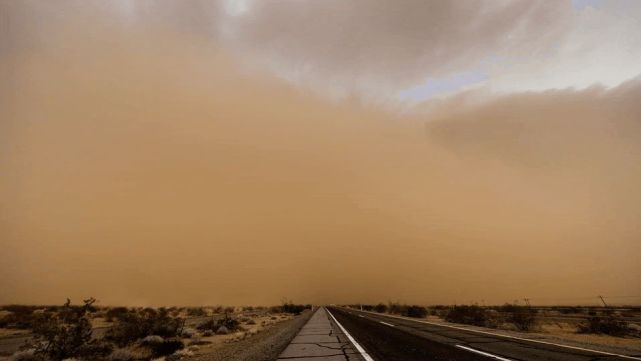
[189,309,315,361]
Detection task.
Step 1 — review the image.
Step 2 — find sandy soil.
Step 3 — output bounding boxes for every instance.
[186,310,313,361]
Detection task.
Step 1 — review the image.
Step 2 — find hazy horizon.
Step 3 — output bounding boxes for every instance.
[1,0,640,307]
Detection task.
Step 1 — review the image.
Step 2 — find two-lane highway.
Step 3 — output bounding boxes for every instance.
[327,307,641,361]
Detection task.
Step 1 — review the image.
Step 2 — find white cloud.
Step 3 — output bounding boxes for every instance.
[215,0,641,102]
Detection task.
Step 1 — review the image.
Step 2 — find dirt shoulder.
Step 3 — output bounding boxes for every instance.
[188,309,315,361]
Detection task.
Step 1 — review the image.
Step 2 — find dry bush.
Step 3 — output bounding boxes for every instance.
[405,305,428,318]
[374,303,388,313]
[578,315,634,337]
[445,305,496,327]
[197,313,241,333]
[385,303,427,318]
[1,306,52,330]
[104,307,129,322]
[27,298,112,361]
[499,304,538,331]
[186,308,206,317]
[105,308,184,347]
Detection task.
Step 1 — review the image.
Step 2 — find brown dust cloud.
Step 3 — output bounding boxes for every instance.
[1,1,640,306]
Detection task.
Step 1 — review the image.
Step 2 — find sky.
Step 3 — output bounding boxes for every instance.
[1,0,640,307]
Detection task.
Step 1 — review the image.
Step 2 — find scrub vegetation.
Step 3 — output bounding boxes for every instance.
[0,299,311,361]
[352,303,641,337]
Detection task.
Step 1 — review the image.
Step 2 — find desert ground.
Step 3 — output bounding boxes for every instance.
[1,301,640,361]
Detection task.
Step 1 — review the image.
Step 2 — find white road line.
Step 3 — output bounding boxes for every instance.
[352,309,641,361]
[326,308,375,361]
[379,321,395,327]
[456,345,513,361]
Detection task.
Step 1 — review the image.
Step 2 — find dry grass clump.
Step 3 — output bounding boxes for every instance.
[498,304,538,331]
[577,314,637,337]
[197,313,241,335]
[105,307,184,347]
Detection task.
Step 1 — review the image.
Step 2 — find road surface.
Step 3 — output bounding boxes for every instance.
[277,307,368,361]
[326,307,641,361]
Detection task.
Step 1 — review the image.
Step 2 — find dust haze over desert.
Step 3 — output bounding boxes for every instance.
[1,0,640,307]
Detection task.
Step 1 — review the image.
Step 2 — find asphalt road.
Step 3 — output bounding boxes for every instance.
[327,307,641,361]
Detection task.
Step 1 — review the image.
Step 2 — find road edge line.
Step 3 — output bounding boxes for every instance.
[326,308,375,361]
[456,345,513,361]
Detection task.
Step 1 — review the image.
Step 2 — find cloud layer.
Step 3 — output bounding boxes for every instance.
[217,0,641,100]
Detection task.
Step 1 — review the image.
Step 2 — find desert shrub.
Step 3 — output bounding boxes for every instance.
[186,308,206,317]
[383,303,427,318]
[218,313,240,330]
[216,326,229,335]
[197,313,241,333]
[105,307,129,322]
[147,338,184,357]
[445,305,493,327]
[388,303,403,315]
[281,303,310,315]
[106,308,184,346]
[500,304,537,331]
[26,298,112,361]
[140,335,164,345]
[1,306,52,330]
[373,303,387,313]
[404,305,428,318]
[578,315,632,337]
[181,327,197,338]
